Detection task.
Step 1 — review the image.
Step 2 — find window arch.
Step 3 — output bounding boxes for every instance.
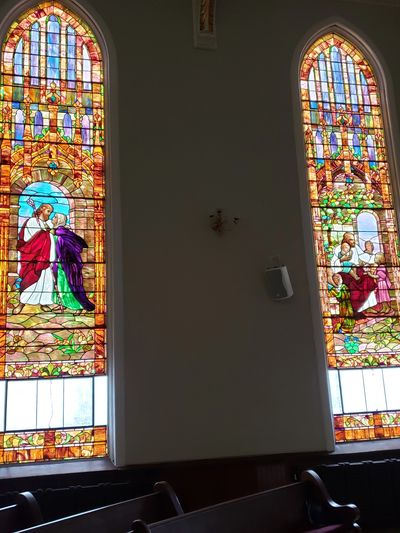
[300,31,400,442]
[0,2,107,463]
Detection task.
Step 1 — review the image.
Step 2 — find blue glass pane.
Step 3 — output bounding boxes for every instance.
[14,39,23,83]
[346,57,359,110]
[330,133,338,154]
[360,72,371,111]
[367,135,376,160]
[31,42,39,54]
[82,115,90,147]
[47,32,60,44]
[318,53,330,109]
[34,111,43,136]
[15,39,23,53]
[308,68,317,108]
[47,43,59,56]
[63,113,72,138]
[315,130,324,163]
[15,110,24,141]
[330,47,345,105]
[48,56,59,69]
[352,133,361,157]
[323,112,332,125]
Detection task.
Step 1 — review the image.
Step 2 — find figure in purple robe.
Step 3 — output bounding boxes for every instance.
[52,214,95,312]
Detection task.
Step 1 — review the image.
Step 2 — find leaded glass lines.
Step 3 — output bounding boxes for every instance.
[0,1,107,463]
[300,32,400,443]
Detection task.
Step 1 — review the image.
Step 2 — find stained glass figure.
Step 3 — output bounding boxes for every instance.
[0,2,107,463]
[301,33,400,442]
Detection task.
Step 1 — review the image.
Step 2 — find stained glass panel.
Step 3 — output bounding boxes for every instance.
[0,2,107,463]
[300,33,400,442]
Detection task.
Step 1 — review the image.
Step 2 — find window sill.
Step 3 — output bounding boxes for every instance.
[0,457,118,481]
[332,438,400,458]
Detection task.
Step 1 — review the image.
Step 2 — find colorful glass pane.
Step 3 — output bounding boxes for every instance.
[0,2,106,463]
[300,33,400,443]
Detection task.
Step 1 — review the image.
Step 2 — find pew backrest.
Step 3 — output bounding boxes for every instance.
[16,481,183,533]
[0,492,43,533]
[132,483,313,533]
[131,470,360,533]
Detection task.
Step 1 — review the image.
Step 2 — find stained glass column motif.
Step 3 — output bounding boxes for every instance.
[0,2,107,463]
[300,33,400,442]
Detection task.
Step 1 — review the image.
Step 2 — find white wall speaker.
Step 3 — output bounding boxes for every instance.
[265,265,293,300]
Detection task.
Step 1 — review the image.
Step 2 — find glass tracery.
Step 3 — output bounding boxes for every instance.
[0,2,107,463]
[301,33,400,442]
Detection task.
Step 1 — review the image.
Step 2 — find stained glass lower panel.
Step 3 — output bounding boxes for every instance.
[0,425,107,463]
[334,413,400,442]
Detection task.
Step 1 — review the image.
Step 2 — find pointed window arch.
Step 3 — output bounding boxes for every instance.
[300,31,400,443]
[0,2,107,463]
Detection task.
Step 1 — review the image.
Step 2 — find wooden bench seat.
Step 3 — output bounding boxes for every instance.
[131,470,361,533]
[16,481,183,533]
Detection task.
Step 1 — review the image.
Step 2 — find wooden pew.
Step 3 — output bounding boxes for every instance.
[131,470,361,533]
[0,492,43,533]
[16,481,183,533]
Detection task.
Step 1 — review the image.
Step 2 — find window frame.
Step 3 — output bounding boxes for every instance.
[0,0,125,467]
[292,19,400,450]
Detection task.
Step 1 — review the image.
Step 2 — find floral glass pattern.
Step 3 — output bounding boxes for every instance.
[0,2,107,462]
[300,33,400,442]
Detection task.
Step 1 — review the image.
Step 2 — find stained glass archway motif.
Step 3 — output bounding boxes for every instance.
[301,33,400,443]
[0,2,107,462]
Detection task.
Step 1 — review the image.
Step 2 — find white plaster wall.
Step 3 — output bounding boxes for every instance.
[87,0,400,464]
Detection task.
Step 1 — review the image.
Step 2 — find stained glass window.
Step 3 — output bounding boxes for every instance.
[300,33,400,442]
[0,2,107,463]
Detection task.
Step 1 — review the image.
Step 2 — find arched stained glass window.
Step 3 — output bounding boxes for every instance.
[300,32,400,443]
[0,2,107,463]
